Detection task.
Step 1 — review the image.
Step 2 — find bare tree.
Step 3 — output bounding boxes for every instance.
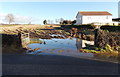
[27,17,34,25]
[28,22,31,25]
[55,18,64,24]
[50,20,54,24]
[5,14,14,24]
[47,20,51,24]
[60,18,64,24]
[55,19,59,24]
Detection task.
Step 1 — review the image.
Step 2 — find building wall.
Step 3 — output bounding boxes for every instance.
[118,1,120,18]
[75,14,82,25]
[82,15,112,25]
[76,38,94,49]
[75,14,112,25]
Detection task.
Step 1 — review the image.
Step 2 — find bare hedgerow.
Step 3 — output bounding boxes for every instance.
[95,29,120,49]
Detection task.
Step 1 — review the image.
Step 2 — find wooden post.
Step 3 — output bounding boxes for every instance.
[94,29,103,48]
[20,32,30,48]
[94,29,99,47]
[18,31,22,48]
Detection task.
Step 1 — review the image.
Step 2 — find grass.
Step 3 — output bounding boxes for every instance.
[80,44,119,62]
[29,39,43,44]
[2,45,25,54]
[0,24,52,34]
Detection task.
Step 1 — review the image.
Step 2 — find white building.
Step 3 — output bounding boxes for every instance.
[118,1,120,18]
[75,11,113,25]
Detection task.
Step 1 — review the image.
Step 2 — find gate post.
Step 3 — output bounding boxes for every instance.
[18,31,22,48]
[94,29,99,47]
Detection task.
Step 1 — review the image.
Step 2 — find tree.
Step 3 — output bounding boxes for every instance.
[61,20,72,25]
[47,20,51,24]
[28,22,31,25]
[62,20,68,24]
[27,17,35,25]
[43,20,47,25]
[71,20,76,25]
[59,18,64,24]
[55,19,59,24]
[61,20,76,25]
[5,14,14,24]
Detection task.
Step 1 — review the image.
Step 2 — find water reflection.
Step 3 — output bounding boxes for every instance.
[26,37,94,58]
[21,33,30,48]
[76,38,94,49]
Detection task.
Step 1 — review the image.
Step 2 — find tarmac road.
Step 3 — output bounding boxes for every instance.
[2,53,119,75]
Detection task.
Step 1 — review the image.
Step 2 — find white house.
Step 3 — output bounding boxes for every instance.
[75,11,113,25]
[118,1,120,18]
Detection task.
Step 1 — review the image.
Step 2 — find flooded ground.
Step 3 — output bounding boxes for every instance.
[24,36,118,63]
[26,37,94,58]
[3,33,117,63]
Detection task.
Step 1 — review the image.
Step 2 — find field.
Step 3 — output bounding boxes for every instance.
[0,25,45,32]
[1,24,119,63]
[0,24,60,34]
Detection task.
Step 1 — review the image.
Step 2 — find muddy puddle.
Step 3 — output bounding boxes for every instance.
[24,36,118,63]
[26,37,94,58]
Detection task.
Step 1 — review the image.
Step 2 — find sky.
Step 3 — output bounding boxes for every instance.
[0,2,119,24]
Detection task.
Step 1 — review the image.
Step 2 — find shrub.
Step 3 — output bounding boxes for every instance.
[101,26,120,32]
[95,29,120,49]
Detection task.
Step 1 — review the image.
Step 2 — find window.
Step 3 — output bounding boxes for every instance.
[88,17,91,19]
[106,16,109,19]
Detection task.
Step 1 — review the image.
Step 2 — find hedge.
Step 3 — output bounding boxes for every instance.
[2,34,22,47]
[101,26,120,32]
[61,25,120,31]
[94,29,120,48]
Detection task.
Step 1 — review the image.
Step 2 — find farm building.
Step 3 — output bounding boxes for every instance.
[112,18,120,25]
[75,11,115,25]
[118,1,120,18]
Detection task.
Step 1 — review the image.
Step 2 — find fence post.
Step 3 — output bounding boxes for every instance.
[18,31,22,48]
[94,28,102,48]
[20,32,30,48]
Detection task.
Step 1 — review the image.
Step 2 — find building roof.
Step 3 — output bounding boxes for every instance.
[79,11,112,15]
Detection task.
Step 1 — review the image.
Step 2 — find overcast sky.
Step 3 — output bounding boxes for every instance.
[0,2,119,24]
